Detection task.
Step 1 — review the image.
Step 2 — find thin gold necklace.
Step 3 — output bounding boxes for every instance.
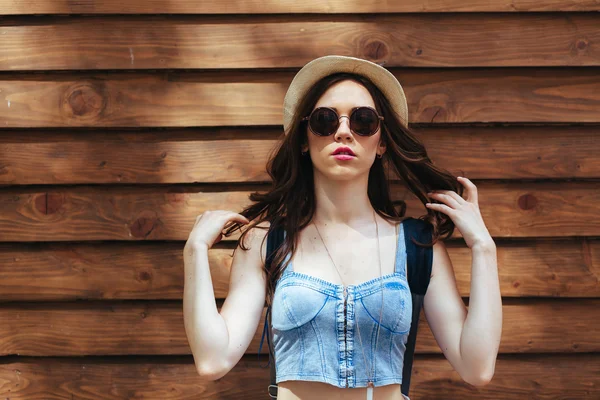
[313,208,384,400]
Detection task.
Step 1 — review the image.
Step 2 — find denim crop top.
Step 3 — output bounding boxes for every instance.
[269,221,412,389]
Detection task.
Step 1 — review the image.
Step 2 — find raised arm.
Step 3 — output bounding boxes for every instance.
[183,211,268,380]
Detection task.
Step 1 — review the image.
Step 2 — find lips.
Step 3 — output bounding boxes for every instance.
[331,147,356,156]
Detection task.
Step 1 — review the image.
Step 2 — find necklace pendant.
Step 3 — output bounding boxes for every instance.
[366,382,374,400]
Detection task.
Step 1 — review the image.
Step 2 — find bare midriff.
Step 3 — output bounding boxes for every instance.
[276,381,406,400]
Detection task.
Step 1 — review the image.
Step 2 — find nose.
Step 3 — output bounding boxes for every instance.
[334,116,353,141]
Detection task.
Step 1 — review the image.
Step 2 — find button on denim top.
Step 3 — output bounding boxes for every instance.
[270,221,412,388]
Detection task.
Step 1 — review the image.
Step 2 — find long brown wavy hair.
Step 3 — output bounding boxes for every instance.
[223,72,463,307]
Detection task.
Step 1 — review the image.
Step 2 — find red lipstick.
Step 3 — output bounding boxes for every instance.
[331,146,356,159]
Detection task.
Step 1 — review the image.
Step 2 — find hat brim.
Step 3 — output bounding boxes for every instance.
[283,55,408,134]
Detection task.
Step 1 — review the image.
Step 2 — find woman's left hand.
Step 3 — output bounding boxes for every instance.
[425,176,494,250]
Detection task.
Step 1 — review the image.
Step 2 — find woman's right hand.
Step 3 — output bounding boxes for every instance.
[185,210,250,250]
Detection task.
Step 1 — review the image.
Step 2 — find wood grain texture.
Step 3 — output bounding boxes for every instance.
[0,237,598,301]
[0,354,598,399]
[0,299,598,356]
[0,2,598,399]
[0,14,599,70]
[0,125,598,185]
[1,69,600,127]
[1,0,599,14]
[0,182,599,242]
[0,129,277,185]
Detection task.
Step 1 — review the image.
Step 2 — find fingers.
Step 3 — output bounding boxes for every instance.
[216,211,251,235]
[457,176,478,204]
[199,210,249,222]
[234,213,251,224]
[427,191,462,209]
[425,201,454,216]
[222,212,250,227]
[426,177,480,216]
[427,176,479,206]
[213,232,224,245]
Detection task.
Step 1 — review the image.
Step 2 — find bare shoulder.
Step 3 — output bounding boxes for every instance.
[238,220,271,265]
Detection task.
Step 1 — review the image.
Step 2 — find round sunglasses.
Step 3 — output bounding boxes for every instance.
[302,106,384,137]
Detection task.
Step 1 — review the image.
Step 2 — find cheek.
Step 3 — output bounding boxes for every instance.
[367,137,384,155]
[306,134,328,153]
[357,136,379,156]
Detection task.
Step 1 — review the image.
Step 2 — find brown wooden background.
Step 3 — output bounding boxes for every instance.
[1,1,599,399]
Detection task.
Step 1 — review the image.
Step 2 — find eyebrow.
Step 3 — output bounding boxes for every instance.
[329,106,364,111]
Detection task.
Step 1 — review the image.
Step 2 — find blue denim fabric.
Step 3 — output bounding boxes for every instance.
[270,221,412,389]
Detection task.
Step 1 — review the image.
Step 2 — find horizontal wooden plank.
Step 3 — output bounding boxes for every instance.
[1,69,600,127]
[0,299,597,356]
[0,237,598,301]
[1,15,599,70]
[0,129,277,185]
[0,182,599,242]
[0,125,598,185]
[0,354,598,399]
[1,0,599,14]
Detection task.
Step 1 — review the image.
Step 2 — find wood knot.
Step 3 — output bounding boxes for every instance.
[518,194,537,210]
[363,40,390,62]
[576,38,588,51]
[61,81,107,121]
[130,213,159,238]
[138,271,151,281]
[35,192,65,214]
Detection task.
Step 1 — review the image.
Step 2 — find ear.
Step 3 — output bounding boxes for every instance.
[378,141,386,156]
[301,136,310,152]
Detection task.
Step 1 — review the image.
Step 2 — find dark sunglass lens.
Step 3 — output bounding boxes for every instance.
[310,108,338,136]
[351,107,379,135]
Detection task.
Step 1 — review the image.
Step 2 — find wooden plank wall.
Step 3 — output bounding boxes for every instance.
[0,1,599,399]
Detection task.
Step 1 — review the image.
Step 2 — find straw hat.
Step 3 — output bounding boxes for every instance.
[282,55,409,134]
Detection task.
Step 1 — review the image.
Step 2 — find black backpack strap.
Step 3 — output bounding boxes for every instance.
[256,224,284,398]
[268,308,278,399]
[401,217,434,397]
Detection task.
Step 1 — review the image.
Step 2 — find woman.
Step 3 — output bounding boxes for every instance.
[183,55,502,400]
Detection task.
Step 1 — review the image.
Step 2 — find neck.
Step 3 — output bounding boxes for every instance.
[311,169,375,228]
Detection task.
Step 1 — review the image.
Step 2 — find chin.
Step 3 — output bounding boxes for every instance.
[323,168,363,181]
